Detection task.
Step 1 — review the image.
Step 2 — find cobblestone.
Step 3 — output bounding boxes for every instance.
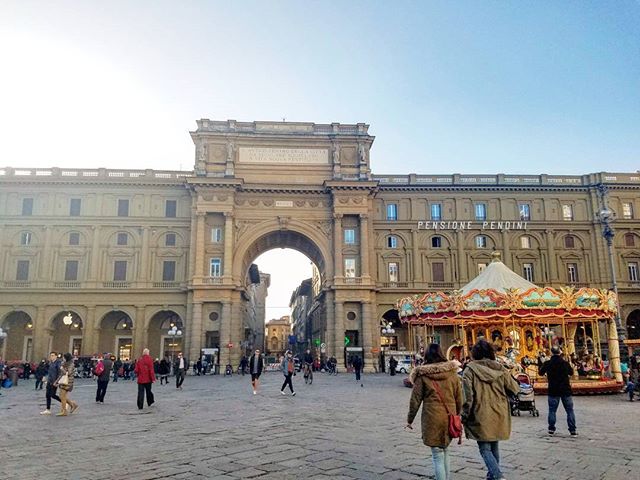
[1,372,637,479]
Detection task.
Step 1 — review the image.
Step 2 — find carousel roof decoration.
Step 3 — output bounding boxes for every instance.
[397,251,617,324]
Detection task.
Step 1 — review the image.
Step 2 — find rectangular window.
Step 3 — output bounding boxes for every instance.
[477,263,487,274]
[562,204,573,221]
[113,261,127,281]
[475,203,487,221]
[165,200,177,218]
[69,198,81,216]
[523,263,534,282]
[567,263,578,283]
[117,199,129,217]
[520,236,531,249]
[388,262,399,282]
[162,261,176,282]
[64,260,79,281]
[431,203,442,221]
[626,234,636,247]
[20,232,32,246]
[629,263,639,282]
[69,232,80,246]
[165,233,176,246]
[519,204,531,221]
[387,236,397,248]
[431,262,445,282]
[22,198,33,216]
[344,258,356,278]
[16,260,29,281]
[211,227,222,243]
[623,202,634,219]
[431,236,442,248]
[475,235,487,248]
[344,229,356,244]
[116,232,128,246]
[210,258,222,277]
[386,204,398,221]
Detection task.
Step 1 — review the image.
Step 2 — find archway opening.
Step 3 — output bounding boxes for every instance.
[148,310,184,361]
[1,311,33,361]
[627,310,640,340]
[98,311,134,360]
[50,311,84,357]
[381,308,405,352]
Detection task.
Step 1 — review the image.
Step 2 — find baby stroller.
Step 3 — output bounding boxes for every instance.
[510,373,539,417]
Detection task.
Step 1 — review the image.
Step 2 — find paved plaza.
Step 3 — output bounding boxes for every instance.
[1,372,637,480]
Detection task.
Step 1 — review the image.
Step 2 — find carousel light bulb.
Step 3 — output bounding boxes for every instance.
[177,330,182,336]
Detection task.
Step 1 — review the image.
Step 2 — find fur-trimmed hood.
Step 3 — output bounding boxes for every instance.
[409,360,458,383]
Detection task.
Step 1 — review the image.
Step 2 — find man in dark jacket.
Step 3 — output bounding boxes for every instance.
[113,357,122,382]
[539,346,577,437]
[249,349,263,395]
[40,352,61,415]
[173,352,187,390]
[95,354,113,404]
[352,354,363,383]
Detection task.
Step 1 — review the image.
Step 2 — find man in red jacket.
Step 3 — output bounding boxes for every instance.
[134,348,156,410]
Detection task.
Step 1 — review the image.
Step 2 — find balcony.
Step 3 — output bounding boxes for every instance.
[54,281,81,288]
[380,282,409,288]
[102,281,131,289]
[203,277,223,285]
[428,282,454,290]
[152,281,182,288]
[2,281,31,288]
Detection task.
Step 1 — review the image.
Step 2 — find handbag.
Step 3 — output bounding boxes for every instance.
[431,379,463,444]
[58,373,69,386]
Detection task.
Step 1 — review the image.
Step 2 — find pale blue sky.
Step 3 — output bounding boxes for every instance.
[1,1,638,174]
[2,1,639,320]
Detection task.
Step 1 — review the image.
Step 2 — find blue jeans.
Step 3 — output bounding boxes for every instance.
[548,395,576,433]
[477,441,502,479]
[430,446,450,480]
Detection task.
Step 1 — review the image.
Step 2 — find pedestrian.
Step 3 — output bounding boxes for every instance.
[249,349,264,395]
[406,344,463,480]
[130,359,137,381]
[280,350,296,396]
[389,356,398,376]
[35,359,47,390]
[539,345,578,437]
[239,355,248,376]
[462,339,519,480]
[113,357,122,382]
[134,348,155,410]
[174,352,187,390]
[40,352,62,415]
[159,356,170,385]
[95,353,113,404]
[352,354,363,384]
[196,358,202,376]
[55,353,79,416]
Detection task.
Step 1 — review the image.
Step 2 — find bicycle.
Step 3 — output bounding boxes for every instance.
[303,363,313,384]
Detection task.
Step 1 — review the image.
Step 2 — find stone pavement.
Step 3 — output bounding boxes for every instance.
[1,372,638,480]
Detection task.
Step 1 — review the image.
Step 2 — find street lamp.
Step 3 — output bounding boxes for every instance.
[381,321,395,335]
[596,184,626,343]
[167,325,183,367]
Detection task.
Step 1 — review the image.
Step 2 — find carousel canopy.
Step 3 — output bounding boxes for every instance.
[397,251,617,324]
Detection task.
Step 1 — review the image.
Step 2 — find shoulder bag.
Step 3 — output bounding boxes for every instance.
[431,379,463,444]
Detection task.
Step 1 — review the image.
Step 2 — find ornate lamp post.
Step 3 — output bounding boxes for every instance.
[167,325,183,369]
[381,321,395,337]
[596,183,625,382]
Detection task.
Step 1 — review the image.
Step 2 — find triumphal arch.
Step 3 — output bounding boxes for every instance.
[188,119,379,368]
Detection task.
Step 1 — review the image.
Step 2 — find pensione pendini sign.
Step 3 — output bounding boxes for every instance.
[417,221,529,230]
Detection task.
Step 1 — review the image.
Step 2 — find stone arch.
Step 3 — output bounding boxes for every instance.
[512,231,543,249]
[468,232,498,250]
[49,310,84,356]
[105,227,141,247]
[147,310,184,359]
[0,310,34,361]
[557,232,586,250]
[97,310,134,358]
[233,219,332,284]
[13,229,39,245]
[377,231,409,249]
[627,309,640,340]
[152,228,187,248]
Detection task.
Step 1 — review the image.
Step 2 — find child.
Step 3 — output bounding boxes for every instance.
[625,380,636,402]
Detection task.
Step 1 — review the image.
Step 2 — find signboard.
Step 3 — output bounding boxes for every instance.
[238,147,329,165]
[344,336,351,347]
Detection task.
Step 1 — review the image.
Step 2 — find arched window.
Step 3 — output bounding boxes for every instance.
[475,235,487,249]
[564,235,575,249]
[431,236,442,248]
[624,233,635,247]
[387,235,397,248]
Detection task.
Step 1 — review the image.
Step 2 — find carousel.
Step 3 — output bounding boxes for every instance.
[397,252,623,394]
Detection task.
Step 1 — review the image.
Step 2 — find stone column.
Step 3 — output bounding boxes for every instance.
[220,301,231,366]
[188,302,203,361]
[133,306,147,358]
[85,306,98,356]
[456,230,467,284]
[545,229,558,283]
[89,226,101,284]
[138,227,150,284]
[411,229,421,284]
[324,291,335,361]
[223,212,234,279]
[334,301,345,365]
[359,214,370,280]
[607,319,623,383]
[230,298,243,367]
[362,301,374,373]
[333,214,343,279]
[32,306,48,362]
[38,226,53,281]
[195,212,206,280]
[502,229,511,268]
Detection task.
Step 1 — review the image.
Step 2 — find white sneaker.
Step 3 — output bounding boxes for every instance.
[292,392,296,396]
[40,409,51,415]
[281,391,286,395]
[253,390,257,395]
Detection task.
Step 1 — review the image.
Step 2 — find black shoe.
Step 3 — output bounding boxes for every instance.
[570,431,578,438]
[548,429,555,436]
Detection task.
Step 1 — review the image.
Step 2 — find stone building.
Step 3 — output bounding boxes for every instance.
[1,119,639,371]
[290,278,313,353]
[265,316,292,356]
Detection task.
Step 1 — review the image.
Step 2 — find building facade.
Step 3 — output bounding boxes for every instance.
[265,316,292,357]
[1,119,639,370]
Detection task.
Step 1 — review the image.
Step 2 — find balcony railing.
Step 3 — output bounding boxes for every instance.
[380,282,409,288]
[203,277,223,285]
[428,282,454,290]
[2,281,31,288]
[152,281,182,288]
[54,281,81,288]
[343,277,363,285]
[103,281,131,289]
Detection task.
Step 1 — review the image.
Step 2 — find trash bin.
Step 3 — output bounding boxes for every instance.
[8,368,19,386]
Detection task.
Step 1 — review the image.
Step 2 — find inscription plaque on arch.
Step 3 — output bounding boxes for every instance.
[238,147,329,164]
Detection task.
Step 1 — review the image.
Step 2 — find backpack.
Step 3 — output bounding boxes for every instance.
[94,361,105,376]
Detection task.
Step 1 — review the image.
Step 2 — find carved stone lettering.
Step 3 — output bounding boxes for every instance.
[238,147,329,164]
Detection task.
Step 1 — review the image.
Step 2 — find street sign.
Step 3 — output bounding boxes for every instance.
[315,339,321,346]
